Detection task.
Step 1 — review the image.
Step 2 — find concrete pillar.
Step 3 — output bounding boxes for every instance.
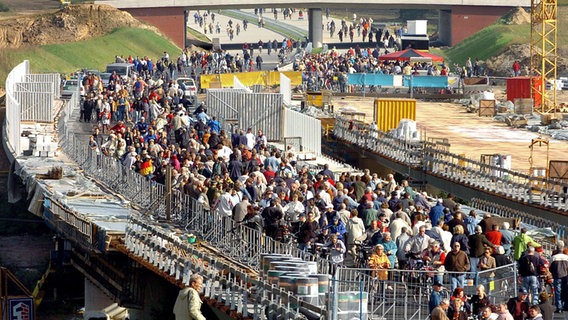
[438,10,452,47]
[308,8,323,48]
[84,279,116,316]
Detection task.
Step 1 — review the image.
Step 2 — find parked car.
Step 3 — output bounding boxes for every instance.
[176,77,198,97]
[105,63,135,80]
[61,78,85,97]
[99,72,112,87]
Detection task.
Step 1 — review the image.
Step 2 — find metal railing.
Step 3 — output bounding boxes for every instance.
[471,197,568,241]
[334,117,424,165]
[333,116,568,212]
[334,263,517,320]
[125,214,326,319]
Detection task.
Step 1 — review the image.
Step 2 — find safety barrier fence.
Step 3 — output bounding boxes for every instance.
[56,96,330,318]
[24,73,61,97]
[334,263,517,320]
[284,108,322,154]
[206,89,284,141]
[15,82,54,122]
[125,214,325,319]
[4,61,28,156]
[333,116,568,213]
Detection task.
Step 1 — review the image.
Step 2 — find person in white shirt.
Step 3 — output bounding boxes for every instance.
[283,194,305,222]
[216,143,233,162]
[346,210,366,254]
[213,188,237,217]
[245,128,256,150]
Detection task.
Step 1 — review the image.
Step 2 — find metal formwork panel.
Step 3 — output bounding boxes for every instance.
[373,98,416,132]
[206,88,246,121]
[284,108,321,154]
[15,90,54,122]
[238,93,283,141]
[25,74,61,97]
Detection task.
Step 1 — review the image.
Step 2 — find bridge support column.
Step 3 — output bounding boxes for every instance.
[84,279,126,317]
[438,10,452,46]
[308,8,323,48]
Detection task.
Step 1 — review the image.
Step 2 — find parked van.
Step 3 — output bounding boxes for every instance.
[105,63,135,79]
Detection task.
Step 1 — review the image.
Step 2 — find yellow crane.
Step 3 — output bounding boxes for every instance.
[530,0,558,115]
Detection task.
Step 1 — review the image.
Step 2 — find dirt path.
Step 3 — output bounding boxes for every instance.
[331,91,568,174]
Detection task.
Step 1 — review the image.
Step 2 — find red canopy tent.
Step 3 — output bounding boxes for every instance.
[378,48,444,62]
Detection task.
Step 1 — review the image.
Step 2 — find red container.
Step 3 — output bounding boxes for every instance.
[506,77,542,107]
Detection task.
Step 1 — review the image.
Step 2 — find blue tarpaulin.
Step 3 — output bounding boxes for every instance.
[408,76,449,88]
[348,74,450,88]
[348,74,394,86]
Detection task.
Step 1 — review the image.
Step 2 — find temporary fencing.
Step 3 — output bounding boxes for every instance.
[334,263,517,320]
[206,89,284,141]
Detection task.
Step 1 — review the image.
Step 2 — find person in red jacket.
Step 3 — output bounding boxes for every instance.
[485,224,503,251]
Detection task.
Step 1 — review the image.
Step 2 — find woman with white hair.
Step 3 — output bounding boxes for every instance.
[368,244,391,280]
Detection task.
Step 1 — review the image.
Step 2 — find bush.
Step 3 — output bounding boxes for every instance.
[0,2,9,12]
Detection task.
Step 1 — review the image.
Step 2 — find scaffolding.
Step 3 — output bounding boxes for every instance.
[530,0,558,114]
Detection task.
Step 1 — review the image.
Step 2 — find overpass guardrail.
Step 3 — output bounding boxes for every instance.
[333,117,568,214]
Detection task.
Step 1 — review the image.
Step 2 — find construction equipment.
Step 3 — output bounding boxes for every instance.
[530,0,558,114]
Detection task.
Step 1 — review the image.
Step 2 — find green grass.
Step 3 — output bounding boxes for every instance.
[187,27,211,42]
[440,5,568,66]
[0,27,180,87]
[440,24,530,66]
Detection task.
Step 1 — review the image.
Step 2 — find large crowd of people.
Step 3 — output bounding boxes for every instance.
[78,47,565,320]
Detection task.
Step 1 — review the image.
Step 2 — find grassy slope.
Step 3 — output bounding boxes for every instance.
[440,3,568,66]
[0,27,180,86]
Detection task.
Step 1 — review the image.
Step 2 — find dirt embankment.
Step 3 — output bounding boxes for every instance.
[484,7,568,76]
[0,4,156,49]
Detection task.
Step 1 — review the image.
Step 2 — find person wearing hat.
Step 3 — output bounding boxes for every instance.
[444,241,470,292]
[325,214,346,242]
[429,281,445,314]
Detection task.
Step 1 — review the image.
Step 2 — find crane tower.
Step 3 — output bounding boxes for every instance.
[530,0,558,114]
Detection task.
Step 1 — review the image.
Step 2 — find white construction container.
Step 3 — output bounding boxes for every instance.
[406,20,427,35]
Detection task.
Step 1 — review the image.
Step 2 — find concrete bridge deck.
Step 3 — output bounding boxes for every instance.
[97,0,530,10]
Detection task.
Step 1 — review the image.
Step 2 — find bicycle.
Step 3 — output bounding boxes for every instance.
[351,240,374,268]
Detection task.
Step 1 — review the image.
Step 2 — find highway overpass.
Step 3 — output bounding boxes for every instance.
[95,0,531,48]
